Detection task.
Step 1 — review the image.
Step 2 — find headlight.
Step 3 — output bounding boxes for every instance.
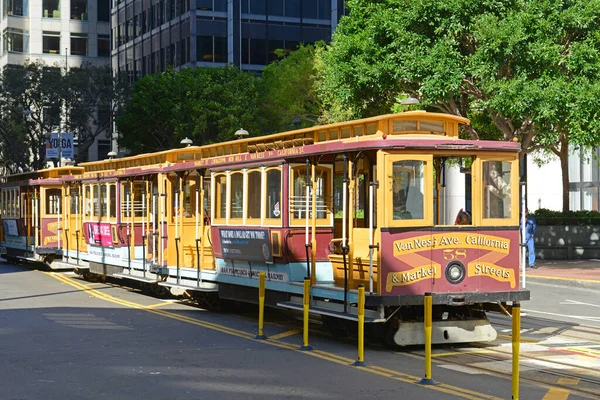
[445,261,466,284]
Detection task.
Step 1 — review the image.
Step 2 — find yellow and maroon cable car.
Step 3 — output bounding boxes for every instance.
[0,167,84,267]
[5,111,529,346]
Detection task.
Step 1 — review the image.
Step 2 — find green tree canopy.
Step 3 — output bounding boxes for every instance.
[0,61,64,171]
[318,0,600,211]
[259,43,324,132]
[65,64,129,162]
[116,66,263,154]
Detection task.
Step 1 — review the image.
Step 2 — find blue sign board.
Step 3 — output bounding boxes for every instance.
[46,132,74,159]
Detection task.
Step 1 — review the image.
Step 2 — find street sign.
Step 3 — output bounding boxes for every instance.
[46,132,74,159]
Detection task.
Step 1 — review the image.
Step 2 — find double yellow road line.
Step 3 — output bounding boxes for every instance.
[47,272,502,400]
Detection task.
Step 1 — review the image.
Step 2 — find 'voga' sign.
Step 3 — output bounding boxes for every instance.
[46,132,74,159]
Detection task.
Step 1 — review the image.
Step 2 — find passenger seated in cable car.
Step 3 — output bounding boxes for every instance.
[455,208,472,225]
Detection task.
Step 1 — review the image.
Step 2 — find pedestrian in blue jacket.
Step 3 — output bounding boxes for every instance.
[522,209,537,269]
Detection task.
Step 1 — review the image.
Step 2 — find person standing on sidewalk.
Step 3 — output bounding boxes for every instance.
[522,209,537,269]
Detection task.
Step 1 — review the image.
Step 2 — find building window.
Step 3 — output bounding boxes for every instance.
[285,0,300,17]
[98,34,110,57]
[43,31,61,54]
[196,35,226,63]
[97,140,111,161]
[4,0,27,16]
[268,39,283,63]
[3,28,27,53]
[70,0,87,19]
[71,33,87,55]
[43,0,60,18]
[98,0,109,21]
[197,0,225,12]
[249,38,266,65]
[243,0,265,14]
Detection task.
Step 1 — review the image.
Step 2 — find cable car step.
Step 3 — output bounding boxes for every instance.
[277,300,385,323]
[17,256,40,262]
[51,261,87,270]
[113,273,159,283]
[158,281,218,293]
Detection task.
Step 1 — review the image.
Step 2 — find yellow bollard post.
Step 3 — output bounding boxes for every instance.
[300,277,313,351]
[512,301,521,399]
[419,292,437,385]
[256,272,267,340]
[353,284,366,366]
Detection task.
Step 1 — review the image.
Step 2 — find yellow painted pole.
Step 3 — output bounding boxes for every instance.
[256,272,267,339]
[310,164,317,285]
[419,292,437,385]
[353,284,366,366]
[512,301,521,399]
[300,277,313,351]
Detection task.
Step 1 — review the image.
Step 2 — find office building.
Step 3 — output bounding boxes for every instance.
[1,0,112,161]
[111,0,344,80]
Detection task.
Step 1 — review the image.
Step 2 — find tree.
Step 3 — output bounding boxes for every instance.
[318,0,600,211]
[259,43,324,132]
[0,61,64,171]
[65,64,129,162]
[116,66,263,154]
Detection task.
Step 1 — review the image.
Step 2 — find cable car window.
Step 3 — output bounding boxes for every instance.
[84,185,91,216]
[290,165,332,225]
[70,187,79,214]
[133,182,146,218]
[100,184,108,217]
[122,183,132,218]
[483,161,512,219]
[392,160,424,220]
[92,185,100,217]
[182,176,194,218]
[266,168,281,221]
[230,172,243,219]
[247,170,261,220]
[203,177,211,222]
[215,173,226,220]
[46,188,62,215]
[109,184,116,218]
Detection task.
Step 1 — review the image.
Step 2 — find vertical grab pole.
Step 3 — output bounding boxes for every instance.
[75,184,80,264]
[175,174,180,284]
[512,301,521,400]
[353,284,366,366]
[195,171,201,286]
[368,181,377,294]
[419,292,437,385]
[304,158,311,281]
[520,181,527,289]
[299,277,313,351]
[142,177,147,277]
[126,180,132,272]
[256,271,267,339]
[342,154,348,313]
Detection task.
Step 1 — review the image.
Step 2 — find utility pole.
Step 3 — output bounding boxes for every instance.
[59,47,68,167]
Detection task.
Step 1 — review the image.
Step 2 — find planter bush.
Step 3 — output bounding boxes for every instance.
[532,208,600,226]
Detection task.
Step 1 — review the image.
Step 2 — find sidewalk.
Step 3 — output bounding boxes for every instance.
[524,259,600,289]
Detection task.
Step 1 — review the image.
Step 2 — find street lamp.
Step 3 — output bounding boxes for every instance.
[107,151,117,159]
[180,137,193,147]
[235,128,249,139]
[400,97,420,111]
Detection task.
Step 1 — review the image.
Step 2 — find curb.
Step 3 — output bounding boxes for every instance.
[526,275,600,290]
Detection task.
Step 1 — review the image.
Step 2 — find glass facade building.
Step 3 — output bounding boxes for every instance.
[111,0,344,81]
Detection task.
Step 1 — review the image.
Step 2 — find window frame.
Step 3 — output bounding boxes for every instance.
[288,163,333,228]
[474,154,519,227]
[382,153,433,228]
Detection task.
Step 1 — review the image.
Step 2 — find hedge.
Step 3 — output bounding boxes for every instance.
[531,208,600,226]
